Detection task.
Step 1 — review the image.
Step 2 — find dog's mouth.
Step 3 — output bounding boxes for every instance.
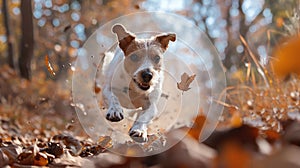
[133,78,150,91]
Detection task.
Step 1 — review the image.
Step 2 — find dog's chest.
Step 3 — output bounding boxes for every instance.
[110,64,136,109]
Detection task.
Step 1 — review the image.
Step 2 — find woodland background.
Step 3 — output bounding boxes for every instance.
[1,0,300,167]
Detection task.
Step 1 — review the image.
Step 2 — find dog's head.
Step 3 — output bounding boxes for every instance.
[112,24,176,91]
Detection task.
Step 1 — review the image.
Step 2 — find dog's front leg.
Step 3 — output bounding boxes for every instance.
[129,103,157,143]
[103,85,124,122]
[129,89,160,143]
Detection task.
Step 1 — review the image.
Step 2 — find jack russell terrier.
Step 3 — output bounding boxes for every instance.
[101,24,176,142]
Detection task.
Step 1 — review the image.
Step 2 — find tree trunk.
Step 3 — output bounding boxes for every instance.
[19,0,34,80]
[2,0,14,68]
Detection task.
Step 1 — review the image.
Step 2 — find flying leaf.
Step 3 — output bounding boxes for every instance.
[177,72,196,92]
[45,55,56,76]
[63,25,71,32]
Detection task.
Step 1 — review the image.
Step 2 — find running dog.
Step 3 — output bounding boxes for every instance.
[102,24,176,142]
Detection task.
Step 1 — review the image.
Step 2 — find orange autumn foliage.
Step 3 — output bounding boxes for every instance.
[275,17,284,28]
[188,109,206,140]
[263,129,281,143]
[215,141,252,168]
[230,111,243,128]
[272,36,300,78]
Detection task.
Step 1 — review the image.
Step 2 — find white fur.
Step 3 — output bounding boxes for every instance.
[101,47,164,143]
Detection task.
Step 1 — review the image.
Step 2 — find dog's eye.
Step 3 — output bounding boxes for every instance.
[153,55,160,64]
[130,54,139,62]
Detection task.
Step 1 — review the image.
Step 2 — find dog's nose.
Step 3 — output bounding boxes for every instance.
[141,69,153,83]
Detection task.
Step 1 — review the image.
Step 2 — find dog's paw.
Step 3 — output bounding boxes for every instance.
[129,126,148,143]
[106,105,124,122]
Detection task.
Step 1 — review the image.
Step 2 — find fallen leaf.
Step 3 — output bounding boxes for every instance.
[17,144,48,166]
[97,136,113,149]
[0,144,22,167]
[263,130,280,143]
[276,17,284,28]
[41,142,64,158]
[230,111,243,128]
[0,149,10,167]
[204,125,259,151]
[53,134,82,156]
[51,150,89,167]
[177,73,196,92]
[215,141,252,168]
[33,152,48,166]
[63,25,71,32]
[80,144,104,157]
[188,109,206,140]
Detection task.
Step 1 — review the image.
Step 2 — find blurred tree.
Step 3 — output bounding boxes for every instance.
[190,0,267,70]
[1,0,297,81]
[31,0,142,79]
[19,0,34,80]
[2,0,14,68]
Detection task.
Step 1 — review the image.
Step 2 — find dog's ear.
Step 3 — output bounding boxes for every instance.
[155,33,176,50]
[112,24,135,54]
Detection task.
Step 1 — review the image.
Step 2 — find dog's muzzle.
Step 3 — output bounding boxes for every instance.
[133,69,153,91]
[133,79,150,91]
[141,70,153,83]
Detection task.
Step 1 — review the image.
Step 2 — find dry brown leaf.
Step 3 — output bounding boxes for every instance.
[177,72,196,92]
[230,111,243,128]
[188,109,206,140]
[97,136,113,149]
[263,130,280,143]
[17,144,48,166]
[51,150,89,167]
[45,54,56,76]
[0,144,22,167]
[42,142,64,158]
[33,152,48,166]
[0,149,10,167]
[53,134,82,156]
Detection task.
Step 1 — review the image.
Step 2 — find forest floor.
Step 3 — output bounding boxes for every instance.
[1,64,300,168]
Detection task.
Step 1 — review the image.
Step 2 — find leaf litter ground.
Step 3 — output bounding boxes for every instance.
[1,62,300,167]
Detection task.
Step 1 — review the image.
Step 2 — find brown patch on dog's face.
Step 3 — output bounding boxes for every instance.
[112,24,176,56]
[122,34,176,77]
[154,33,176,51]
[112,24,136,55]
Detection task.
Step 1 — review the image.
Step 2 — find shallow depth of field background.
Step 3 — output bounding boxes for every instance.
[0,0,300,167]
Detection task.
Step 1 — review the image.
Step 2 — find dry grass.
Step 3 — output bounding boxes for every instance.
[219,34,300,133]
